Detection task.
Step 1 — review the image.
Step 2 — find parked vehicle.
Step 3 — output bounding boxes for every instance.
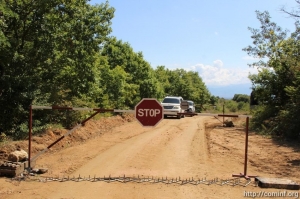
[161,96,185,119]
[181,100,195,117]
[187,100,195,113]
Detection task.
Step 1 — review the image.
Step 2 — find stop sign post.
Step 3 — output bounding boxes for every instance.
[135,98,163,127]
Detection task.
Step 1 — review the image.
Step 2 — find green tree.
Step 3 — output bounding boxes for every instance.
[154,65,170,99]
[96,56,139,109]
[232,94,250,103]
[101,37,163,107]
[244,11,300,139]
[154,66,210,109]
[209,95,219,105]
[0,0,114,138]
[226,100,238,113]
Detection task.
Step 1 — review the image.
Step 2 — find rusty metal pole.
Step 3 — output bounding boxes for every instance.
[232,116,257,179]
[222,104,225,125]
[28,105,32,170]
[243,116,249,176]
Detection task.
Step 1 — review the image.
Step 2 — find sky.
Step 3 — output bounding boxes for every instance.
[89,0,299,98]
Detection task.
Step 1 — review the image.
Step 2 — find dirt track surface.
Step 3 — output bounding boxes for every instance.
[0,115,299,199]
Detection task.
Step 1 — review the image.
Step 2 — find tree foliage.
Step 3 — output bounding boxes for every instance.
[232,94,250,103]
[245,10,300,139]
[100,37,164,107]
[0,0,115,137]
[154,66,210,108]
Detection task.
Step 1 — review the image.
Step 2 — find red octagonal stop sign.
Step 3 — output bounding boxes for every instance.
[135,98,163,127]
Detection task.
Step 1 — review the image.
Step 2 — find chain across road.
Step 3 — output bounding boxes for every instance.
[8,174,254,187]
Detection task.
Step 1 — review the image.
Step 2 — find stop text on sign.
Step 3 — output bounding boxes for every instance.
[135,98,163,127]
[138,109,161,117]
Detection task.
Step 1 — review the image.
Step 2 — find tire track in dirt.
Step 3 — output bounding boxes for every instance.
[195,116,209,164]
[140,116,210,178]
[47,117,209,199]
[69,117,193,177]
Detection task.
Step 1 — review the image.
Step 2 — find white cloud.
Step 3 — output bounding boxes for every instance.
[213,60,223,68]
[188,60,258,86]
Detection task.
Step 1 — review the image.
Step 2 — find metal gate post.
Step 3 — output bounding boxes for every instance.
[28,105,32,170]
[244,116,249,176]
[232,116,257,179]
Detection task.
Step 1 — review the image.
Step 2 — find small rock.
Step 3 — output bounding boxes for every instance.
[224,120,234,127]
[0,150,7,154]
[7,149,28,162]
[31,168,39,173]
[31,168,48,174]
[47,130,55,137]
[38,168,48,174]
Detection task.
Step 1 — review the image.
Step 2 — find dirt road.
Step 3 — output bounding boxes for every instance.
[0,115,299,199]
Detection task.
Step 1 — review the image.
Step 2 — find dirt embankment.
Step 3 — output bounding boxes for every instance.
[0,114,135,163]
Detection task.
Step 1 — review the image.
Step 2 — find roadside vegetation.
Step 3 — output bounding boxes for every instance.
[244,7,300,140]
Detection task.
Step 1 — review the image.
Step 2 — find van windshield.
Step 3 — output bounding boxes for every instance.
[162,98,180,104]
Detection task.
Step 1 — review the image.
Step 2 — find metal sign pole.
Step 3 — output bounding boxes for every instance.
[28,105,32,170]
[244,116,249,176]
[232,116,256,179]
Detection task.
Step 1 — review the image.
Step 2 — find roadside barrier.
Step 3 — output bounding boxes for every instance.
[8,174,253,187]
